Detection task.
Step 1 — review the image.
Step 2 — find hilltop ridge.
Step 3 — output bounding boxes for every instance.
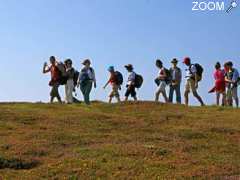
[0,102,239,179]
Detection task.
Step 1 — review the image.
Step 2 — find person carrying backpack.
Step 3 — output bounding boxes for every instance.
[64,59,75,104]
[169,58,182,104]
[155,60,169,103]
[103,66,122,103]
[43,56,62,103]
[183,57,205,106]
[77,59,96,105]
[225,61,239,107]
[124,64,138,101]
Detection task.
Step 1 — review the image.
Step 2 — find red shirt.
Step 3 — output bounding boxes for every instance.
[214,69,225,92]
[50,65,60,82]
[108,73,117,84]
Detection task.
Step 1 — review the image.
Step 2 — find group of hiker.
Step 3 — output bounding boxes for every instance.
[43,56,240,107]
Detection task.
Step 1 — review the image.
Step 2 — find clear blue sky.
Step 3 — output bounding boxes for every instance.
[0,0,239,105]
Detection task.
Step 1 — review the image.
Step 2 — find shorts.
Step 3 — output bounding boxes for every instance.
[185,78,197,93]
[109,84,120,98]
[156,81,167,93]
[125,85,136,97]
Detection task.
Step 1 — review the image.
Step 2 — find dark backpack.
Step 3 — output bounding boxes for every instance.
[56,62,68,85]
[115,71,123,86]
[164,68,172,84]
[192,64,204,81]
[135,74,143,88]
[73,70,80,87]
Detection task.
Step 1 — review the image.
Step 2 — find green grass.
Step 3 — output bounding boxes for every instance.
[0,102,239,179]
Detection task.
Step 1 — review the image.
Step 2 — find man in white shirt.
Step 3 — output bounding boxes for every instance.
[124,64,137,101]
[183,57,205,106]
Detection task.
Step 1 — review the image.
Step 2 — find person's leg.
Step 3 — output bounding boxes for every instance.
[65,84,68,103]
[161,82,168,103]
[125,86,130,101]
[155,82,164,102]
[130,86,137,101]
[216,92,220,106]
[84,81,93,105]
[169,85,174,103]
[80,83,89,105]
[176,84,181,104]
[232,87,239,108]
[114,85,121,103]
[184,81,190,106]
[52,83,62,103]
[50,86,55,103]
[222,92,226,106]
[68,80,74,104]
[190,80,204,106]
[109,88,114,103]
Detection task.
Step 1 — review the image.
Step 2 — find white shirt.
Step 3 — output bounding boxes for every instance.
[186,65,197,80]
[127,71,136,85]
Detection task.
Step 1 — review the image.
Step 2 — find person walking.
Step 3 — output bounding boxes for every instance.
[43,56,62,103]
[169,58,182,104]
[103,66,121,103]
[183,57,205,106]
[124,64,137,101]
[64,59,75,104]
[213,62,226,106]
[225,61,239,107]
[77,59,97,105]
[155,59,169,103]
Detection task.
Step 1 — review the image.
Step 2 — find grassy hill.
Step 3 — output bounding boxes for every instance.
[0,102,239,179]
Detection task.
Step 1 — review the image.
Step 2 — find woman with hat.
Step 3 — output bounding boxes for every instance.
[64,59,75,104]
[124,64,137,101]
[155,59,169,103]
[77,59,96,105]
[103,66,121,103]
[169,58,182,104]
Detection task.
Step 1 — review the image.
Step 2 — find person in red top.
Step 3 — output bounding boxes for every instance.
[214,62,226,106]
[43,56,62,103]
[103,66,121,103]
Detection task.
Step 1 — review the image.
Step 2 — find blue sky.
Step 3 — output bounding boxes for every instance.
[0,0,239,105]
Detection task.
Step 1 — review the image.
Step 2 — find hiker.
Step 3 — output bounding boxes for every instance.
[103,66,122,103]
[77,59,96,105]
[124,64,138,101]
[210,62,226,106]
[155,60,169,103]
[183,57,205,106]
[169,58,182,104]
[225,61,239,107]
[64,59,75,104]
[43,56,62,103]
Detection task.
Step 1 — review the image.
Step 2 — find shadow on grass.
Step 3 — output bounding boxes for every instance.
[0,156,40,170]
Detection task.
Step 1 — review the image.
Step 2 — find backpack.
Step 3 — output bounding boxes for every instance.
[192,64,204,81]
[57,62,68,85]
[164,68,172,84]
[79,67,94,85]
[135,74,143,88]
[115,71,123,86]
[73,70,80,87]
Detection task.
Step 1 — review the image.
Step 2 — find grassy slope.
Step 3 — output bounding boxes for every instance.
[0,102,239,179]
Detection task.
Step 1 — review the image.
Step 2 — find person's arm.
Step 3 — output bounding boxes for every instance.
[103,80,110,89]
[92,68,97,88]
[77,69,83,87]
[43,63,50,74]
[179,69,182,83]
